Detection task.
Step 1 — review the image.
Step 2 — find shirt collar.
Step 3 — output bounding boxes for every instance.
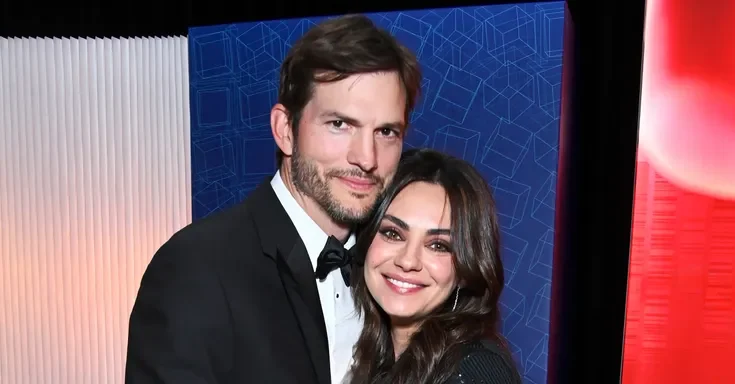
[270,171,356,271]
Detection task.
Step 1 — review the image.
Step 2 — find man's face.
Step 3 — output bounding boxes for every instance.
[290,72,407,225]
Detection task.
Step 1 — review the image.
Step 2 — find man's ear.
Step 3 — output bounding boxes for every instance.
[271,104,294,157]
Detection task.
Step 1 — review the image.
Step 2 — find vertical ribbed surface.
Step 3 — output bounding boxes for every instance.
[622,160,735,383]
[0,37,192,384]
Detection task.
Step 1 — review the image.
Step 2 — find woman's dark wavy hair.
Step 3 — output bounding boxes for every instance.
[349,148,507,384]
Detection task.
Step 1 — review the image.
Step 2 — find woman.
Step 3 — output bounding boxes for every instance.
[348,148,521,384]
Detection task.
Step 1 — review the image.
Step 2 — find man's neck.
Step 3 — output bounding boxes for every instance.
[279,166,351,242]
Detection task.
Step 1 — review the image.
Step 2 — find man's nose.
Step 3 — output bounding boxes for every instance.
[346,130,377,173]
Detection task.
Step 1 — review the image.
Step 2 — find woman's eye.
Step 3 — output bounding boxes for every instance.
[380,228,401,240]
[429,242,451,253]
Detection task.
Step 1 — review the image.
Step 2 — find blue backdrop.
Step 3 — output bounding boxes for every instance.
[188,3,563,383]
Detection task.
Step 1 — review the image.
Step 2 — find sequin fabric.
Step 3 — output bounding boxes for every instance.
[443,340,523,384]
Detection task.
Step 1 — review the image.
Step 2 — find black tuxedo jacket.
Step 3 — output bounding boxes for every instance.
[125,180,331,384]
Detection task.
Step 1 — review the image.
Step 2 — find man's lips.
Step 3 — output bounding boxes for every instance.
[338,177,377,191]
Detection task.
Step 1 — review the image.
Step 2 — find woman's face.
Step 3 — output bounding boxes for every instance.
[363,181,457,323]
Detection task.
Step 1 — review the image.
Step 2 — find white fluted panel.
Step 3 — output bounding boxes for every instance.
[0,37,192,384]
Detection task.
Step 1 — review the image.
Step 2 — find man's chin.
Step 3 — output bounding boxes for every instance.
[330,200,376,224]
[339,207,374,223]
[344,187,379,203]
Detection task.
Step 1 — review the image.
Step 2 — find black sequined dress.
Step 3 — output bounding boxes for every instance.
[443,340,522,384]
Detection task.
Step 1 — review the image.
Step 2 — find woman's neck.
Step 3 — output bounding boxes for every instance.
[391,323,417,359]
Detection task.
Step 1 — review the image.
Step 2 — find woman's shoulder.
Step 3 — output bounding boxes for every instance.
[445,339,523,384]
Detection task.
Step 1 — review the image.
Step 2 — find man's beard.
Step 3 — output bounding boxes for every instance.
[291,146,384,225]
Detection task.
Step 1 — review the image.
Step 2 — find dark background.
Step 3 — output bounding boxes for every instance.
[0,0,645,383]
[3,0,566,38]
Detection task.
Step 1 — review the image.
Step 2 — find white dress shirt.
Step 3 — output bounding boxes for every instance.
[271,171,363,384]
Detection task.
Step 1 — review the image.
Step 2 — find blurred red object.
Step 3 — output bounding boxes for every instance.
[638,0,735,200]
[622,1,735,383]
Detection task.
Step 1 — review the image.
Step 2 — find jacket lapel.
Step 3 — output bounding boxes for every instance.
[248,180,330,384]
[278,242,331,379]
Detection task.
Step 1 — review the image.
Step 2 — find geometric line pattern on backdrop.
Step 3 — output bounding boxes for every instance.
[188,3,564,383]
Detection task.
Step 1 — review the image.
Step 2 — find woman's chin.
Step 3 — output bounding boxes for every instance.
[385,309,418,323]
[384,307,437,327]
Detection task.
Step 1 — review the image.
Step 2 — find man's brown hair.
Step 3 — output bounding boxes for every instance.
[276,14,423,166]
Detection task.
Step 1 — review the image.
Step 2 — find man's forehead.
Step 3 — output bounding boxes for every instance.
[308,78,407,126]
[313,73,399,95]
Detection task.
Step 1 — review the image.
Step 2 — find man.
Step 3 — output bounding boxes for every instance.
[125,14,422,384]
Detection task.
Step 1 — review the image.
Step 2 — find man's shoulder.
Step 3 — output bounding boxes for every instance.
[175,201,253,245]
[148,181,294,276]
[152,198,261,265]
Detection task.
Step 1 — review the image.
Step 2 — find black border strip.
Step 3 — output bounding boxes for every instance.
[2,0,550,38]
[547,1,644,383]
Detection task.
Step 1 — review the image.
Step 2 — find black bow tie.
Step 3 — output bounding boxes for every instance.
[315,235,353,287]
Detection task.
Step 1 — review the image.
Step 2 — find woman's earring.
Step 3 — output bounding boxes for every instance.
[452,287,460,311]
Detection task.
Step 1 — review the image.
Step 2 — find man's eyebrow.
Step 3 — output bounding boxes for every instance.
[319,111,405,131]
[318,110,361,126]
